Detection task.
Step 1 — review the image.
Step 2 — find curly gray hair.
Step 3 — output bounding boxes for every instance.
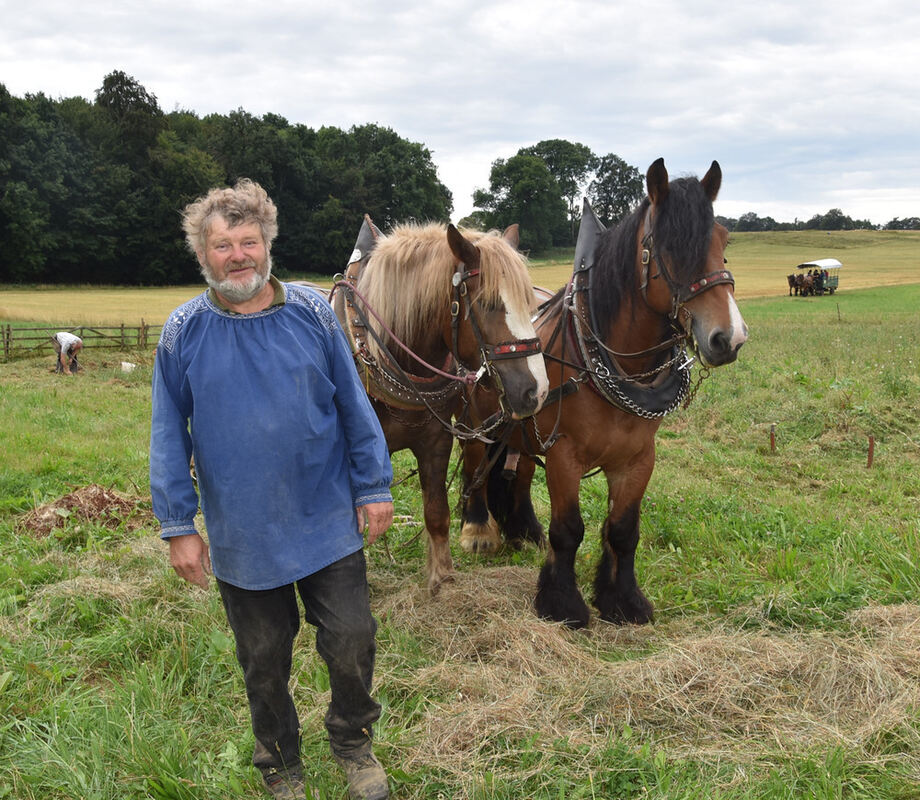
[181,179,278,255]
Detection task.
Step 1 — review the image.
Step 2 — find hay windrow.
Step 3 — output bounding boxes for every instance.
[374,569,920,776]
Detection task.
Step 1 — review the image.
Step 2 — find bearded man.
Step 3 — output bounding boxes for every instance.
[149,179,393,800]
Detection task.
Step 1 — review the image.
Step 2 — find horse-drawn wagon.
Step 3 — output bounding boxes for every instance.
[787,258,841,296]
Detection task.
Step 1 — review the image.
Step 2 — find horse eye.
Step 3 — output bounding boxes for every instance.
[723,257,728,264]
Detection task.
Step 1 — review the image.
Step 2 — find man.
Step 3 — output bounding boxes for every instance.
[149,179,393,800]
[51,331,83,374]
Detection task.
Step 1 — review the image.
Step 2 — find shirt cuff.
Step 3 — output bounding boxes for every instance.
[159,520,198,540]
[355,490,393,506]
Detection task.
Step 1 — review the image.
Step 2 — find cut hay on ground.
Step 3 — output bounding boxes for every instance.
[18,484,153,537]
[372,567,920,784]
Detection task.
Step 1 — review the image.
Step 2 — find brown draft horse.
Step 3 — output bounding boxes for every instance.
[331,218,549,594]
[459,159,748,628]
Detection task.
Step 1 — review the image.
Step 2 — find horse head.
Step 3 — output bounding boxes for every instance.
[445,224,548,419]
[641,159,747,367]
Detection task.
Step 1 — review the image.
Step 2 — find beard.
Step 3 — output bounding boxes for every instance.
[202,255,272,304]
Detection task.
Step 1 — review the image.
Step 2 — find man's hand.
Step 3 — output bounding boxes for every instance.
[168,533,211,590]
[357,501,394,545]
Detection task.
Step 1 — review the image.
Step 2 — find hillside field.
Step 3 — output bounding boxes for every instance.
[0,229,917,327]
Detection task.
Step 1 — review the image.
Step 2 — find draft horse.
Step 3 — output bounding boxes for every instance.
[332,218,549,594]
[460,159,748,628]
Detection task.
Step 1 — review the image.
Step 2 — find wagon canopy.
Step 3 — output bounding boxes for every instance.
[795,258,842,271]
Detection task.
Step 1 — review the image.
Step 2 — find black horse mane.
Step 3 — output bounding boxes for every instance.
[591,176,715,331]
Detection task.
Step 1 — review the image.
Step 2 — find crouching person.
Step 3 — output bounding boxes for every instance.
[149,179,393,800]
[52,331,83,374]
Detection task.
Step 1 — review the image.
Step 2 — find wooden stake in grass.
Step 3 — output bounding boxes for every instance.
[867,435,875,468]
[770,423,776,453]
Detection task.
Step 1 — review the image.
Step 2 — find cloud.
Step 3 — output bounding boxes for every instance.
[2,0,918,224]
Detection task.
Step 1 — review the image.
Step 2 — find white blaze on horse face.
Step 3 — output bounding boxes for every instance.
[727,293,748,349]
[499,284,550,406]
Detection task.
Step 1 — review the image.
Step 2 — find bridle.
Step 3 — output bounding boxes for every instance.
[638,208,735,332]
[449,261,541,394]
[334,257,541,441]
[531,205,736,429]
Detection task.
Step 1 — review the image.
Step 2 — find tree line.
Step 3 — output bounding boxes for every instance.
[0,71,648,285]
[2,71,915,286]
[721,209,919,232]
[1,72,454,284]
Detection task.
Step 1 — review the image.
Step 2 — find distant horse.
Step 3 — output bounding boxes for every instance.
[459,159,748,628]
[332,218,549,593]
[787,274,798,296]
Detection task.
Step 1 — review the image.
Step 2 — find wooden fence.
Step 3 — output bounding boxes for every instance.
[1,323,161,361]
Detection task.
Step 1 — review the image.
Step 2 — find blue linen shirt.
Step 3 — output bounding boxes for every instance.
[149,282,393,590]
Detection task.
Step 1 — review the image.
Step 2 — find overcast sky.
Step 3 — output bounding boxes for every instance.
[3,0,919,225]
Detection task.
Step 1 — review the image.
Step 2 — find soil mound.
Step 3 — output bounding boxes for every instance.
[19,484,152,537]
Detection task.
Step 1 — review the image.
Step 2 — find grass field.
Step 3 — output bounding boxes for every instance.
[1,261,919,797]
[1,230,917,327]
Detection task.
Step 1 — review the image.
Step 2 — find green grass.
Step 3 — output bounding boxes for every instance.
[1,283,920,798]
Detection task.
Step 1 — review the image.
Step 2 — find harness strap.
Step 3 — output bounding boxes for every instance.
[679,269,734,302]
[542,378,580,408]
[484,338,542,359]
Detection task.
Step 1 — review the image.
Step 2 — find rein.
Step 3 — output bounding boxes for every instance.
[335,277,482,386]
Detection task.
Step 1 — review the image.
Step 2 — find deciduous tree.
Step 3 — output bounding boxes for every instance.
[587,154,644,226]
[473,154,567,252]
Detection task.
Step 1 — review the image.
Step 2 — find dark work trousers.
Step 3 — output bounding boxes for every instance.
[217,549,381,776]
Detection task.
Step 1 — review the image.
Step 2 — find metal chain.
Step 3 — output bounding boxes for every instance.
[681,364,711,410]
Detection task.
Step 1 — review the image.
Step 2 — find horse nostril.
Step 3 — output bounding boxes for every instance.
[709,330,730,356]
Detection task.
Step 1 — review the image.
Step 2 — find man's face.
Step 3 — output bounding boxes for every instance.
[198,217,270,304]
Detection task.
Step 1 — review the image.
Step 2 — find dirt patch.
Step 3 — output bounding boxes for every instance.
[18,484,153,538]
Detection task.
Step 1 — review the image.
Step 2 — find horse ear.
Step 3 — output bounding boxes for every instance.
[447,223,480,268]
[646,158,669,205]
[502,223,520,249]
[700,160,722,202]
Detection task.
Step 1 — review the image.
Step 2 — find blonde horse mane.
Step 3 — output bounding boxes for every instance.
[357,222,536,363]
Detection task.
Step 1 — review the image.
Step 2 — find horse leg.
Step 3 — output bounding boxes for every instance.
[458,439,502,553]
[414,433,455,594]
[487,452,545,548]
[535,460,591,628]
[593,503,654,624]
[593,474,655,624]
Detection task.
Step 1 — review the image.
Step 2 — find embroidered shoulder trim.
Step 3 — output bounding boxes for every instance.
[284,283,339,336]
[159,293,209,354]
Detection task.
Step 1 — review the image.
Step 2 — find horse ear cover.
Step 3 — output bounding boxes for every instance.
[573,199,607,272]
[349,214,380,265]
